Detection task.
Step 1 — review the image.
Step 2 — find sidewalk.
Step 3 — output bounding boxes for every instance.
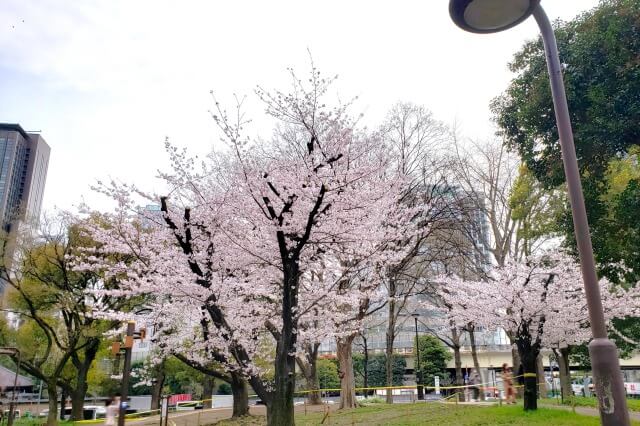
[540,403,640,422]
[115,403,336,426]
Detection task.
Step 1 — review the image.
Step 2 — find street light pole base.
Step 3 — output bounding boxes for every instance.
[589,338,630,426]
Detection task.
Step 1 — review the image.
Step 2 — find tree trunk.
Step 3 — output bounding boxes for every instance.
[297,343,321,405]
[70,385,86,421]
[363,340,369,398]
[555,347,572,400]
[452,328,465,402]
[202,375,215,409]
[468,326,485,401]
[266,259,298,426]
[60,388,67,421]
[511,343,523,398]
[267,339,296,425]
[151,362,166,410]
[230,374,249,418]
[306,366,322,405]
[71,340,100,420]
[337,334,358,409]
[46,383,59,426]
[517,343,539,411]
[385,296,396,404]
[536,354,547,399]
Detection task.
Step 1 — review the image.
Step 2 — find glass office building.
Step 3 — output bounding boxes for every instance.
[0,124,50,234]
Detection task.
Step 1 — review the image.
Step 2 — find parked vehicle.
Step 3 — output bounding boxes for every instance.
[175,401,203,411]
[3,410,20,420]
[571,382,586,396]
[625,382,640,396]
[39,406,106,420]
[586,381,640,397]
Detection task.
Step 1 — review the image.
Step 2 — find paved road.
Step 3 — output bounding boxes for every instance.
[127,403,336,426]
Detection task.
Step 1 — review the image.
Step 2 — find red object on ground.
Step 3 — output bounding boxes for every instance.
[169,394,192,405]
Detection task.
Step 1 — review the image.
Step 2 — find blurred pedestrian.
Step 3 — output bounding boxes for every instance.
[105,395,120,426]
[502,363,516,404]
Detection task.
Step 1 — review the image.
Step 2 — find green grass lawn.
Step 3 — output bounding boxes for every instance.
[546,396,640,412]
[212,402,640,425]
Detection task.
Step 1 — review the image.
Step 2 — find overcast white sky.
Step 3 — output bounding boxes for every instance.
[0,1,599,213]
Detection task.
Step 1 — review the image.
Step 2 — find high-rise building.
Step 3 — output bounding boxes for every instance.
[0,123,50,235]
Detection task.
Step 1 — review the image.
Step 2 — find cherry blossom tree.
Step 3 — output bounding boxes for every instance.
[439,252,640,411]
[75,182,267,418]
[207,67,429,424]
[79,66,417,426]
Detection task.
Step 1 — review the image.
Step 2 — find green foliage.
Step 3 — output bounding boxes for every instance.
[128,361,153,396]
[352,353,366,387]
[358,396,385,405]
[414,335,451,386]
[493,0,640,353]
[569,345,591,370]
[163,357,205,395]
[508,164,564,256]
[353,353,405,388]
[86,345,120,397]
[493,0,640,189]
[316,359,340,390]
[1,229,102,387]
[217,383,232,395]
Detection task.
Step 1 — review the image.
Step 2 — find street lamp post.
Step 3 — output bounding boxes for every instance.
[412,313,424,400]
[112,321,148,426]
[448,1,630,424]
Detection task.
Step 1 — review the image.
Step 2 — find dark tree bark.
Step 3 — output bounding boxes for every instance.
[514,273,552,410]
[70,339,100,420]
[519,348,539,410]
[337,334,358,409]
[296,343,321,405]
[511,345,524,398]
[60,388,67,421]
[385,295,396,404]
[536,354,547,398]
[70,377,86,421]
[266,258,300,426]
[451,328,465,402]
[468,325,486,401]
[554,347,572,400]
[151,361,166,410]
[202,375,215,409]
[230,374,249,418]
[362,334,369,397]
[47,383,59,426]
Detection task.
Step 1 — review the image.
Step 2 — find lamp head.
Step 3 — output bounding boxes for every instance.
[449,0,540,34]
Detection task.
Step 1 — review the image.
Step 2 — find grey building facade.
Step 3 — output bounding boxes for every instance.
[0,123,50,235]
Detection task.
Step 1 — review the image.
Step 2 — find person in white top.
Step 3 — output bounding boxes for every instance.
[105,396,120,426]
